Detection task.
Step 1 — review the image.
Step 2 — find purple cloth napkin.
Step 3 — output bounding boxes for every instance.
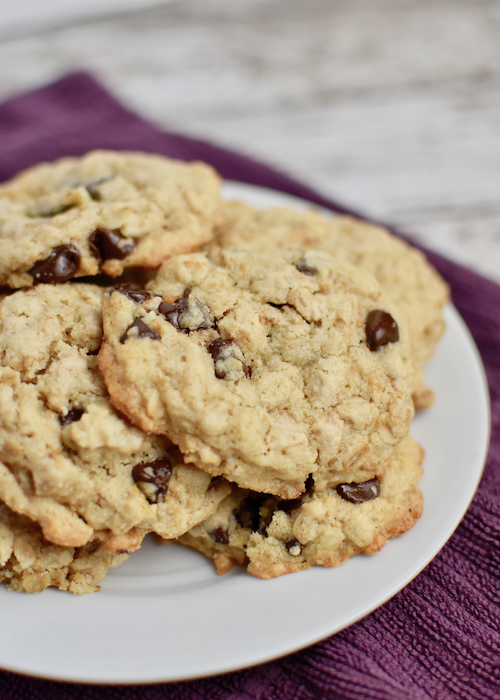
[0,73,499,700]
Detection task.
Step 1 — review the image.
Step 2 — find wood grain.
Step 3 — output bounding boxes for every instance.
[0,0,498,281]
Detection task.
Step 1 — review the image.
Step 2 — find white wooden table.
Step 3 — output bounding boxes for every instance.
[0,0,498,283]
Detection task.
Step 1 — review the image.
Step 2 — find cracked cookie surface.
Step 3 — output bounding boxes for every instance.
[0,284,229,548]
[99,248,414,498]
[0,150,222,288]
[214,202,449,408]
[177,434,424,579]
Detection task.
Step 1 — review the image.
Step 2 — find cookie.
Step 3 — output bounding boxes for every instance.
[0,501,130,594]
[0,150,223,288]
[172,487,252,575]
[99,248,414,498]
[0,284,229,548]
[214,202,450,408]
[177,434,424,578]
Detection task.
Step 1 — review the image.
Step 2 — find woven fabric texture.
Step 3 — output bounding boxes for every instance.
[0,73,498,700]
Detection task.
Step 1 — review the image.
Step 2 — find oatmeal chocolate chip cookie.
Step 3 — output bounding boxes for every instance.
[177,434,423,579]
[214,202,450,408]
[99,249,414,498]
[0,150,223,288]
[0,283,229,548]
[175,487,262,575]
[0,501,130,594]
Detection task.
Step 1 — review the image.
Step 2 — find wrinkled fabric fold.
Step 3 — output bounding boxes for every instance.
[0,72,498,700]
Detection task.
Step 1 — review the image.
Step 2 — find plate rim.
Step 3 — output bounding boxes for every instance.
[0,182,491,685]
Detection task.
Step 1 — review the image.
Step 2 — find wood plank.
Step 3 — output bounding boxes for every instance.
[0,0,498,281]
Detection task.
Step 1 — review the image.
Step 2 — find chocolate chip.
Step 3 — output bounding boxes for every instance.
[87,347,101,356]
[305,474,315,497]
[365,310,399,352]
[59,408,85,427]
[113,282,155,304]
[277,497,302,514]
[29,245,81,284]
[208,338,250,381]
[212,527,229,545]
[86,183,102,201]
[132,458,173,504]
[158,289,189,330]
[295,261,318,276]
[234,493,268,531]
[158,289,211,333]
[120,317,160,343]
[90,229,136,263]
[336,477,380,504]
[85,176,112,201]
[285,538,302,556]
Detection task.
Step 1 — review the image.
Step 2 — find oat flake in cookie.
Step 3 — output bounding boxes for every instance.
[0,284,229,550]
[0,501,129,594]
[177,435,424,579]
[0,150,223,288]
[99,249,414,498]
[215,202,450,408]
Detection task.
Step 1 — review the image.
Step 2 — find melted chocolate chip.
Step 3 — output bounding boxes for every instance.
[212,527,229,545]
[90,229,136,262]
[87,346,101,356]
[158,289,190,330]
[158,289,211,333]
[336,477,381,504]
[267,302,286,309]
[208,338,250,380]
[113,282,155,304]
[58,408,85,427]
[132,458,172,503]
[285,538,302,555]
[365,310,399,352]
[277,497,302,514]
[305,474,315,497]
[29,245,81,284]
[295,261,318,276]
[120,317,160,343]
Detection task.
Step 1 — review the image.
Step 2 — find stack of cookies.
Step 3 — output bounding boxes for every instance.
[0,150,449,593]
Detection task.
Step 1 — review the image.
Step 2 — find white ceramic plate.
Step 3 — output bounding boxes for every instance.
[0,183,490,685]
